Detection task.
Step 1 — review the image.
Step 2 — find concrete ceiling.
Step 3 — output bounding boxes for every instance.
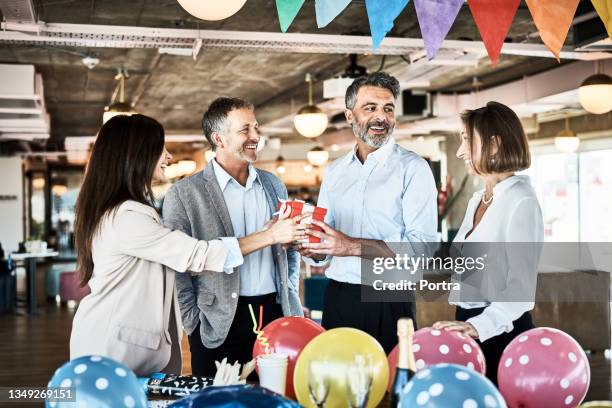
[0,0,586,146]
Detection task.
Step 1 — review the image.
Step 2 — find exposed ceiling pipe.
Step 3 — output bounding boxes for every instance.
[1,21,611,61]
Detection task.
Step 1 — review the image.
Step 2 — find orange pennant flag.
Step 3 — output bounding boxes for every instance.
[468,0,520,67]
[525,0,580,60]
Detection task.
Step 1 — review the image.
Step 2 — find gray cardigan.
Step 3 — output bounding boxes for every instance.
[162,164,303,348]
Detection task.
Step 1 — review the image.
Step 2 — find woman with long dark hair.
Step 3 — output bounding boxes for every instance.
[433,102,544,385]
[70,114,306,376]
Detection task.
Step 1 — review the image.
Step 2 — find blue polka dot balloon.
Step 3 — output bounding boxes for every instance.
[46,355,147,408]
[400,363,507,408]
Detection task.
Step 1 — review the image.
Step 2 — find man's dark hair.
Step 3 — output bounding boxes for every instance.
[202,97,254,151]
[345,72,400,110]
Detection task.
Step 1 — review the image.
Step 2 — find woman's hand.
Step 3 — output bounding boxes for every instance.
[266,202,310,245]
[432,321,479,339]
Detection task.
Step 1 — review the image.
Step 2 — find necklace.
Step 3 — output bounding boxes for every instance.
[482,192,493,205]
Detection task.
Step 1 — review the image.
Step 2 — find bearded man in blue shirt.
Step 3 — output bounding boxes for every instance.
[300,72,438,353]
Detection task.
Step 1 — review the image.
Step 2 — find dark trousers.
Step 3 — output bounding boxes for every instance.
[188,292,283,378]
[456,306,535,385]
[321,279,416,354]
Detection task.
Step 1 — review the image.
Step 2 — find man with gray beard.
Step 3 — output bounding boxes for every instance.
[299,72,438,352]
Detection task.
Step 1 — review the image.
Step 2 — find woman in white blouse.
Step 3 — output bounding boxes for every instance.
[70,114,307,376]
[433,101,543,384]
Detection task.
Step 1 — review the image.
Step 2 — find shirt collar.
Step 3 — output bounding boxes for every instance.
[474,174,530,198]
[345,137,396,165]
[211,159,259,190]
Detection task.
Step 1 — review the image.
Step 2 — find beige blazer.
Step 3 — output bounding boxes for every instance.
[70,200,228,376]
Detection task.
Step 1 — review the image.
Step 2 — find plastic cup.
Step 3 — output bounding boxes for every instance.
[257,353,288,396]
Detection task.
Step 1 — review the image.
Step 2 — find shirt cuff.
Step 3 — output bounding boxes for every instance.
[466,310,511,343]
[218,237,244,274]
[302,254,331,267]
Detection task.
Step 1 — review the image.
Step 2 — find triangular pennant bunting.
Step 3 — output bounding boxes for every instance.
[276,0,305,33]
[366,0,409,50]
[525,0,580,60]
[413,0,464,60]
[315,0,351,28]
[591,0,612,40]
[468,0,520,67]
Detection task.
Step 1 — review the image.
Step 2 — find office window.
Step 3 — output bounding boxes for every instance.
[526,140,612,242]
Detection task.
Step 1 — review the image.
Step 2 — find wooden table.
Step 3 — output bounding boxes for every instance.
[10,252,59,315]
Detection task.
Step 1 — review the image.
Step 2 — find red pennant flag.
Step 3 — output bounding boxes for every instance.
[525,0,580,60]
[468,0,520,67]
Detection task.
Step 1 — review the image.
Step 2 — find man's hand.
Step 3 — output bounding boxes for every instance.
[300,220,360,257]
[432,321,479,339]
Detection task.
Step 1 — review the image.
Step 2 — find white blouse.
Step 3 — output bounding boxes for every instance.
[451,175,544,342]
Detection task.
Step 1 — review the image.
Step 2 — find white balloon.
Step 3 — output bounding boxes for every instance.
[176,0,247,21]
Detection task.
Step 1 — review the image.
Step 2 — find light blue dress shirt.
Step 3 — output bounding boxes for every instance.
[305,138,438,284]
[212,159,277,296]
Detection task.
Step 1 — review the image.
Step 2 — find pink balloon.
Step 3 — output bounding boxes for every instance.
[498,327,590,408]
[387,326,486,391]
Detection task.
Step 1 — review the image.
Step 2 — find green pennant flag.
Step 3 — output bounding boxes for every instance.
[276,0,306,32]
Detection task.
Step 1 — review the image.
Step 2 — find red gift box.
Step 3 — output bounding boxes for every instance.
[278,200,328,243]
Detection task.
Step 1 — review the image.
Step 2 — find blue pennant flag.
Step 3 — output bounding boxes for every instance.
[366,0,409,49]
[315,0,351,28]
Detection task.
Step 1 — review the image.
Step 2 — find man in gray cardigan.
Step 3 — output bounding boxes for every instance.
[162,97,303,377]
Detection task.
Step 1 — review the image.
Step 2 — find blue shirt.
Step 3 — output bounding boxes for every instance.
[212,159,277,296]
[305,138,438,284]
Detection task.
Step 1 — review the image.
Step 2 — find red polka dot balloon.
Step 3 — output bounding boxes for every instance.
[387,327,486,391]
[498,327,590,408]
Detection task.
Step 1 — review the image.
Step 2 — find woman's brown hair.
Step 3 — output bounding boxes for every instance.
[74,114,165,286]
[460,101,530,174]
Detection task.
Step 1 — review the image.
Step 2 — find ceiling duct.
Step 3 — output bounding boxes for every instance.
[0,64,50,141]
[0,0,37,24]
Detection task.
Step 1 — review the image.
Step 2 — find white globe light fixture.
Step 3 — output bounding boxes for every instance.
[176,0,247,21]
[578,73,612,114]
[554,117,580,154]
[177,160,197,175]
[275,155,286,175]
[307,146,329,167]
[294,73,328,138]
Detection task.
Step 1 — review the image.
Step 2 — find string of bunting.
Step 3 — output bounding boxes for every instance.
[271,0,611,65]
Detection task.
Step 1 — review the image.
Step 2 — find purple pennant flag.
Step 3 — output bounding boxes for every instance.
[315,0,351,28]
[366,0,409,49]
[413,0,464,60]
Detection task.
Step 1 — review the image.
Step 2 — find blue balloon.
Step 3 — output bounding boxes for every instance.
[168,385,301,408]
[400,364,507,408]
[46,355,147,408]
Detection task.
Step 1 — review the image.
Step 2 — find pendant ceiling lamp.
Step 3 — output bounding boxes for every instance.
[579,71,612,115]
[103,69,136,124]
[554,117,580,153]
[306,146,329,166]
[275,155,286,174]
[294,73,328,138]
[176,0,247,21]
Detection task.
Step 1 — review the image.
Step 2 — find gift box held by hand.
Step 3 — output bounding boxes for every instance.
[278,200,327,243]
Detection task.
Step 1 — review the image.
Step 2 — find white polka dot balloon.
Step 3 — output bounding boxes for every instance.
[46,355,147,408]
[498,328,590,408]
[400,363,507,408]
[388,327,486,391]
